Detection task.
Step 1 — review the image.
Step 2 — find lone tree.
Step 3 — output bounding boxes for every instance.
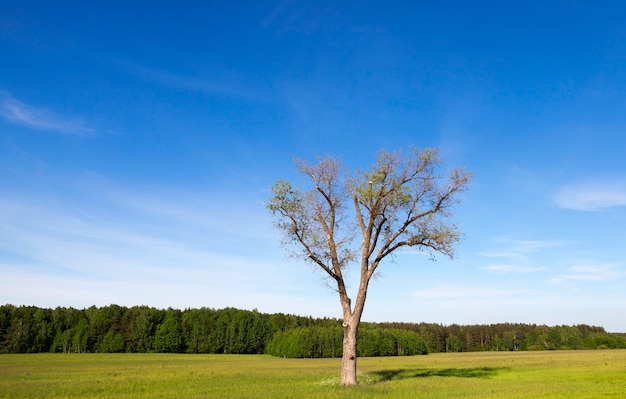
[267,148,471,386]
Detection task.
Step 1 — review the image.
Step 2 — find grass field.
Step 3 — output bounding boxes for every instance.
[1,350,625,398]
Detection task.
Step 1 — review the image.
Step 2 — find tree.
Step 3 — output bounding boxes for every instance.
[99,330,125,353]
[131,306,162,352]
[182,308,216,353]
[267,147,470,385]
[154,310,183,353]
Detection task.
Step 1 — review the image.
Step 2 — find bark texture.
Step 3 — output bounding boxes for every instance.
[340,320,358,385]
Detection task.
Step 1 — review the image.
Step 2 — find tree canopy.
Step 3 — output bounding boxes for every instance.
[268,147,471,385]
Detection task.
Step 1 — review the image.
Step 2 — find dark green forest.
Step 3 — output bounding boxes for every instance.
[1,304,624,357]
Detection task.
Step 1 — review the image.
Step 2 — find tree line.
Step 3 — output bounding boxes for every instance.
[265,325,429,358]
[378,321,626,352]
[1,304,624,356]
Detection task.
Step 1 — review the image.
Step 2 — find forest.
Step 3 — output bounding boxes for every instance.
[1,304,624,356]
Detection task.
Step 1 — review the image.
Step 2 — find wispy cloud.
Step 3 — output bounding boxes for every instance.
[261,1,331,35]
[114,60,268,102]
[0,91,95,135]
[479,238,559,274]
[0,187,289,309]
[74,172,273,242]
[551,263,624,283]
[482,264,545,274]
[479,239,561,259]
[553,180,626,211]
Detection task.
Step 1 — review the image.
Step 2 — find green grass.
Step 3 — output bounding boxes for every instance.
[1,350,625,398]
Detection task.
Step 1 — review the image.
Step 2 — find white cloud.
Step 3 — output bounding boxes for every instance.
[113,60,267,102]
[0,189,302,310]
[0,181,341,315]
[261,1,328,35]
[0,181,277,276]
[478,238,559,274]
[0,91,95,135]
[482,264,544,273]
[73,172,273,242]
[551,263,624,283]
[553,180,626,211]
[479,239,561,259]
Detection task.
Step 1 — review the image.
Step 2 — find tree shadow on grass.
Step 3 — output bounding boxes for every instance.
[371,366,507,383]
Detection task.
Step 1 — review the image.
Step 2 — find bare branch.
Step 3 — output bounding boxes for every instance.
[267,148,471,383]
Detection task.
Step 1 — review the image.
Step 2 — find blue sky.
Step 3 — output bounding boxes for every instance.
[1,1,626,331]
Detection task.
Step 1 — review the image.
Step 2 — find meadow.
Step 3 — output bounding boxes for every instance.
[1,350,624,398]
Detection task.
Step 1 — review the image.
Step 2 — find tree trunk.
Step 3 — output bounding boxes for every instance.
[340,320,359,386]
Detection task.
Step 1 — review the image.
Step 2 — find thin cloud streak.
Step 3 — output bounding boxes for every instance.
[0,187,331,313]
[261,1,330,35]
[554,180,626,211]
[0,192,295,309]
[479,239,562,259]
[482,264,545,273]
[551,263,624,283]
[74,173,274,241]
[478,238,560,274]
[0,91,95,135]
[0,191,276,278]
[113,60,269,102]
